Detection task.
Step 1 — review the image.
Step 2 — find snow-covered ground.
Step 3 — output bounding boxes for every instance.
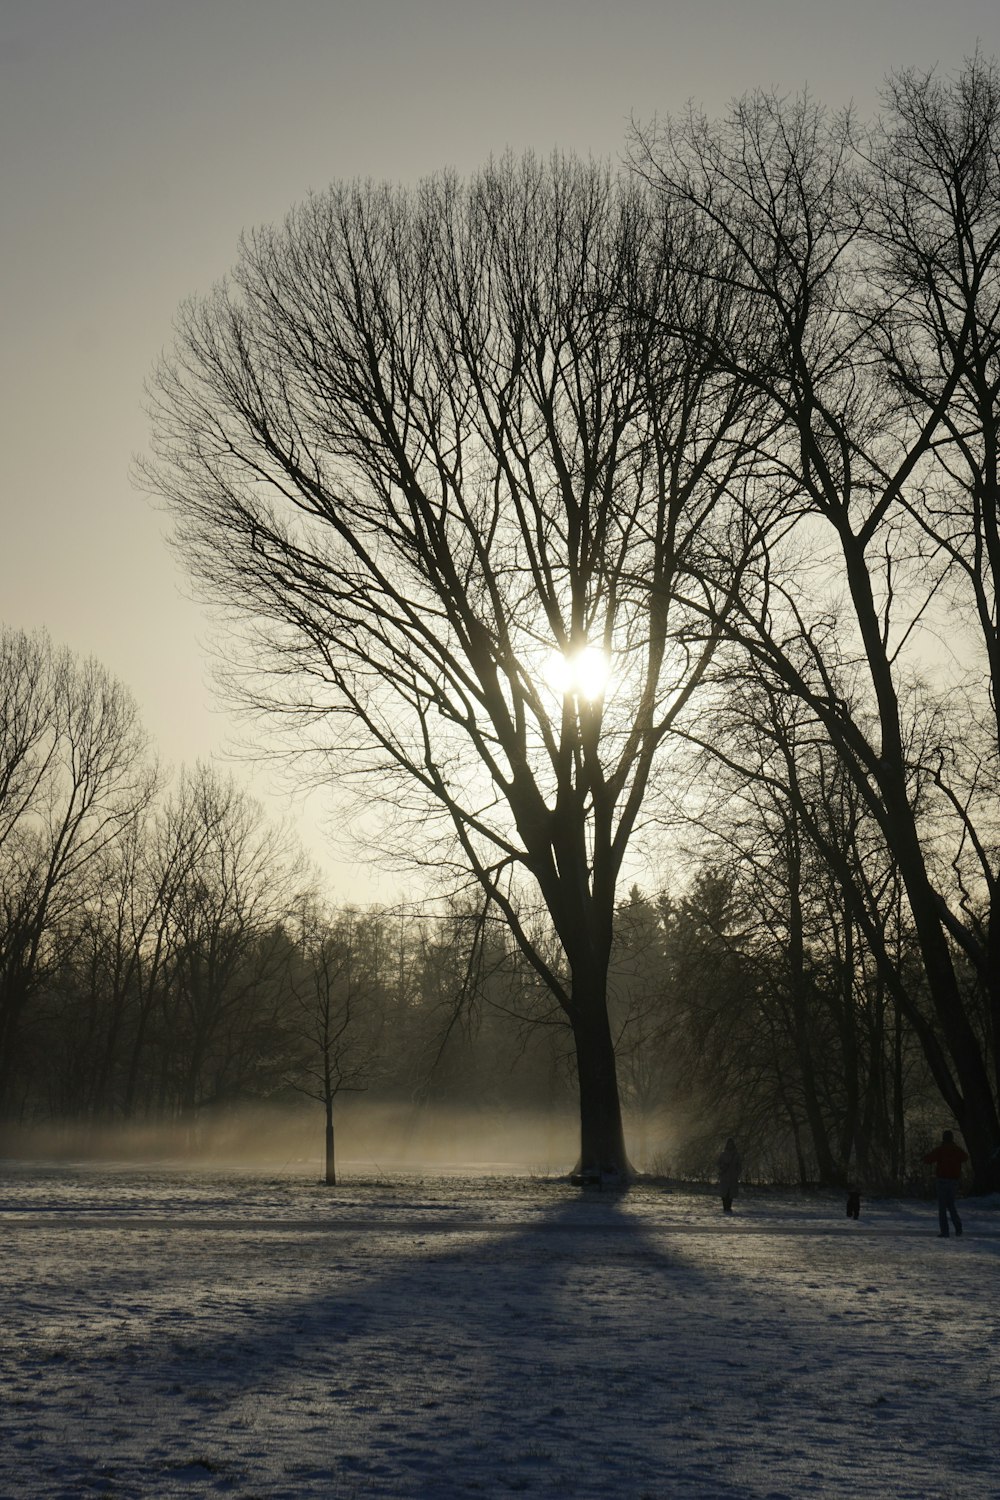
[2,1164,998,1499]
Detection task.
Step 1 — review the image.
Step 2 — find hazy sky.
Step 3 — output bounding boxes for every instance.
[2,0,997,896]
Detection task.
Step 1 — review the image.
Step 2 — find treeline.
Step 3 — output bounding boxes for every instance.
[2,626,951,1185]
[0,626,573,1141]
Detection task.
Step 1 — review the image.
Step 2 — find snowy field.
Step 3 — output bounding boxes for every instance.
[2,1164,999,1500]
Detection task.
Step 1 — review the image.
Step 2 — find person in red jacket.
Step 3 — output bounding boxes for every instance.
[923,1130,968,1238]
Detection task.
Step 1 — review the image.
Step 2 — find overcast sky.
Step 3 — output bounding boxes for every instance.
[2,0,997,897]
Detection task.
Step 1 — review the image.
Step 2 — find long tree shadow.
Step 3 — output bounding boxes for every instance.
[9,1190,741,1498]
[9,1188,1000,1498]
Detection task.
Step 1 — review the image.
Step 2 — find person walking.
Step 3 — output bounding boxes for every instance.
[923,1130,968,1238]
[718,1137,741,1214]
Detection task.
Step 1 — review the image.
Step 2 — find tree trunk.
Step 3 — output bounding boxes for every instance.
[840,535,1000,1195]
[895,848,1000,1194]
[784,844,839,1185]
[791,1008,840,1185]
[570,974,629,1181]
[0,974,31,1115]
[325,1100,336,1186]
[891,1003,905,1185]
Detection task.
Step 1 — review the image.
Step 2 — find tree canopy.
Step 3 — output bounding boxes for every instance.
[144,155,766,1175]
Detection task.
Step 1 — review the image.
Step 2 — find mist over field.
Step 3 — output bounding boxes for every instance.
[0,1101,588,1177]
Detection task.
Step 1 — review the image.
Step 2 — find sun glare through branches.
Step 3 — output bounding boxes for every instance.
[542,644,612,704]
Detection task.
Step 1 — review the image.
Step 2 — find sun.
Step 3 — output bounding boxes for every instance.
[543,643,611,702]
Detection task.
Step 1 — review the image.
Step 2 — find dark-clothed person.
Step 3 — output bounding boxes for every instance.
[923,1130,968,1238]
[718,1138,741,1214]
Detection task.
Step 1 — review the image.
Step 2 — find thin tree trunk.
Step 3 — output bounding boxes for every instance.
[325,1100,336,1186]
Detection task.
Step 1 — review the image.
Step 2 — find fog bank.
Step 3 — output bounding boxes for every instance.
[0,1100,590,1177]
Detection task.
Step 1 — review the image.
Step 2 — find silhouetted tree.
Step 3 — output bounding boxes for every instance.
[684,670,936,1185]
[287,905,378,1184]
[119,768,229,1118]
[154,767,306,1115]
[632,55,1000,1190]
[0,626,150,1115]
[143,156,767,1176]
[606,886,672,1169]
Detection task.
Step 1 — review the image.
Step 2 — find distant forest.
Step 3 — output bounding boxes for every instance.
[0,625,949,1187]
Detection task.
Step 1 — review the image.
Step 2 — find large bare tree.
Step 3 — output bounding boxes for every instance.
[143,155,763,1177]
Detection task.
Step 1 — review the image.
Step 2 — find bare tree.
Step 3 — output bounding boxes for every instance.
[119,767,229,1119]
[153,766,307,1116]
[0,627,150,1113]
[143,156,765,1176]
[631,56,1000,1189]
[681,666,936,1185]
[287,906,374,1184]
[0,628,59,855]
